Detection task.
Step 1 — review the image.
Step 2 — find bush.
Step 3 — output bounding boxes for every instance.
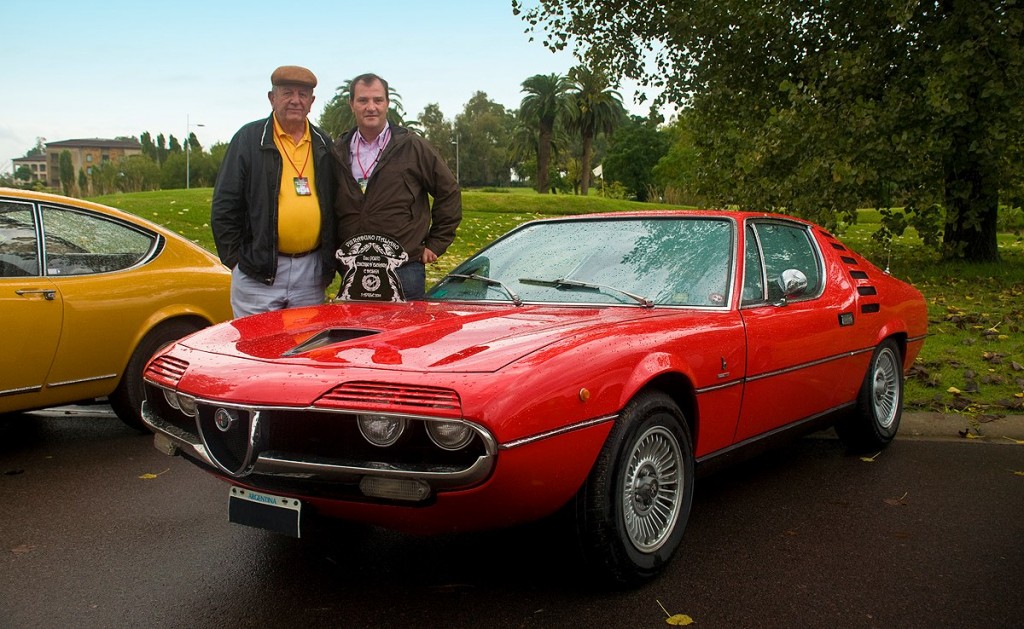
[997,204,1024,234]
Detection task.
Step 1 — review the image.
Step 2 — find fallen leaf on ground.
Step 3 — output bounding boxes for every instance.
[658,600,695,626]
[11,544,36,555]
[138,468,170,480]
[860,451,882,462]
[1003,437,1024,445]
[884,492,909,506]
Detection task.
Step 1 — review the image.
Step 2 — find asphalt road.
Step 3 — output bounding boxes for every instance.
[1,407,1022,629]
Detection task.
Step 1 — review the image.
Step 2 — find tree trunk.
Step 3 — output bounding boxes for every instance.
[537,126,552,194]
[580,132,594,196]
[941,123,1000,262]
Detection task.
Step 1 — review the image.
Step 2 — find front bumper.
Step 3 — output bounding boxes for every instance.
[141,385,497,504]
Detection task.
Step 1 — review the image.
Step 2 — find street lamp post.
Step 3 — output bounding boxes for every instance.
[451,134,459,185]
[186,114,205,189]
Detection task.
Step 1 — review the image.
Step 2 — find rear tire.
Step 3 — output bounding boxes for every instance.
[110,320,202,431]
[575,391,694,586]
[836,339,904,453]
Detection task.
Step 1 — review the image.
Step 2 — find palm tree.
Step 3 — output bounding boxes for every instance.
[567,66,626,196]
[519,73,571,194]
[317,79,408,137]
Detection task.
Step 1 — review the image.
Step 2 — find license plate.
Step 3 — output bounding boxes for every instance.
[228,487,302,538]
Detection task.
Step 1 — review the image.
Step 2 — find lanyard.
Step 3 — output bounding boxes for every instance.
[279,135,311,178]
[355,127,391,181]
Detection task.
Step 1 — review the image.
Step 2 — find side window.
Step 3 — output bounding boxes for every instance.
[0,201,39,277]
[41,205,156,276]
[741,224,765,305]
[750,222,822,301]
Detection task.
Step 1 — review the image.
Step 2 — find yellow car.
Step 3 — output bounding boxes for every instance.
[0,187,232,429]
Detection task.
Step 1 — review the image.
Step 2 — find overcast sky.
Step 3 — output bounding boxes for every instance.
[0,0,663,174]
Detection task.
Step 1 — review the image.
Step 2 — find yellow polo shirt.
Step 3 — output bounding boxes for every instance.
[272,115,321,254]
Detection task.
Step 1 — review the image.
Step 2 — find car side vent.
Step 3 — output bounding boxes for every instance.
[145,355,189,386]
[841,256,858,265]
[857,286,878,296]
[861,303,881,314]
[850,270,869,279]
[315,381,463,417]
[830,242,848,251]
[283,328,380,356]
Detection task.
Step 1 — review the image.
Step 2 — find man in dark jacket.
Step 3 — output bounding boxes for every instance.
[212,65,336,317]
[332,73,461,300]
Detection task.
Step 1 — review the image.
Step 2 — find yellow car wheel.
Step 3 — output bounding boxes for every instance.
[110,319,203,431]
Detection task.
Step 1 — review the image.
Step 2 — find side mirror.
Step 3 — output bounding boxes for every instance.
[775,269,808,305]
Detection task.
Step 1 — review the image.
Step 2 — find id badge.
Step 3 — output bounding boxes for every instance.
[357,178,368,193]
[294,177,311,196]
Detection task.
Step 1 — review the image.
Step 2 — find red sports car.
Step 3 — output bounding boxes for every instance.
[142,211,927,584]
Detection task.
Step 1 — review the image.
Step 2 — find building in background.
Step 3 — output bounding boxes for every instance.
[44,138,142,189]
[11,154,47,183]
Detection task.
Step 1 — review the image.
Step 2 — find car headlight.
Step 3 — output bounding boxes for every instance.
[176,394,198,417]
[426,420,474,451]
[357,414,407,447]
[163,388,180,410]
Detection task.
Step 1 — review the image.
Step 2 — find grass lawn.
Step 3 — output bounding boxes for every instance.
[89,188,1024,419]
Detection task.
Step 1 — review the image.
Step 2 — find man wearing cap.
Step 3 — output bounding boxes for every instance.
[212,65,336,317]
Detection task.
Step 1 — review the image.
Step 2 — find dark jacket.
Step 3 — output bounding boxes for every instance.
[332,125,461,262]
[212,114,336,286]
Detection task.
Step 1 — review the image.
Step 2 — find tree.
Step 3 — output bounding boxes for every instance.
[418,102,457,171]
[509,110,540,188]
[58,150,75,196]
[208,141,229,183]
[14,165,32,182]
[140,131,158,162]
[519,73,571,193]
[516,0,1024,261]
[454,92,516,187]
[160,152,188,190]
[566,65,626,196]
[120,155,161,192]
[26,138,46,157]
[78,168,89,196]
[156,134,168,165]
[652,114,704,206]
[602,115,669,202]
[91,160,120,195]
[318,79,410,137]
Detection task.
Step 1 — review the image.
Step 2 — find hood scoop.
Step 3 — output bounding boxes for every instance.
[283,328,380,356]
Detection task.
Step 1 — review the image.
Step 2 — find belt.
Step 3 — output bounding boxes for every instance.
[279,250,315,258]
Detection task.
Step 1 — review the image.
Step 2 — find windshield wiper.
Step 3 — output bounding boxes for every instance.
[519,277,654,308]
[445,273,523,306]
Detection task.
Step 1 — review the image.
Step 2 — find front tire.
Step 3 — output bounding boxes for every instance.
[836,339,904,452]
[576,391,695,586]
[110,319,202,431]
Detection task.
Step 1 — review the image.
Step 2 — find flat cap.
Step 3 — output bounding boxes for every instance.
[271,65,317,88]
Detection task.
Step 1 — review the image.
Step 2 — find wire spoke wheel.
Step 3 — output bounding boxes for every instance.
[621,425,684,553]
[577,392,694,585]
[871,347,900,429]
[836,339,904,453]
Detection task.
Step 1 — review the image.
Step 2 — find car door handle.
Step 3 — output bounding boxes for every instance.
[15,289,57,301]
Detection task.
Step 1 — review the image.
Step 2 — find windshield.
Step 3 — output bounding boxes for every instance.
[428,216,735,307]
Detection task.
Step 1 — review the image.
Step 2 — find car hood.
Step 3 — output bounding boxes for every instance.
[179,300,682,373]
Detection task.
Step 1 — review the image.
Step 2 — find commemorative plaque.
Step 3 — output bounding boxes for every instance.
[336,234,408,302]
